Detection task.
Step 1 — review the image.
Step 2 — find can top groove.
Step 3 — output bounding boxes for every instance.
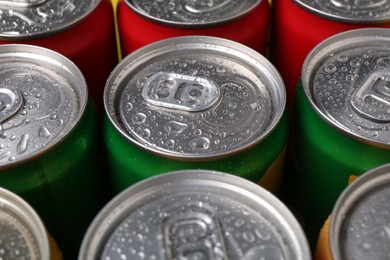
[125,0,261,28]
[293,0,390,23]
[0,44,87,168]
[104,36,286,161]
[0,0,100,40]
[302,28,390,149]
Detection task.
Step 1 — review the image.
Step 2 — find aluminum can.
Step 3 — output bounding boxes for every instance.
[270,0,390,111]
[0,0,118,111]
[104,36,288,194]
[117,0,270,57]
[0,44,106,259]
[79,170,311,260]
[315,163,390,260]
[288,28,390,247]
[0,187,62,259]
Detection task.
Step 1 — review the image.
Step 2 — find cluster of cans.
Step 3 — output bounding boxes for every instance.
[1,0,390,259]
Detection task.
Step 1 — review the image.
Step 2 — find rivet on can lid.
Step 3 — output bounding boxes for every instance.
[125,0,261,27]
[293,0,390,23]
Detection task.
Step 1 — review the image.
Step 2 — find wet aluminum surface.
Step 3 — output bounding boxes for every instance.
[105,36,285,160]
[302,28,390,148]
[0,44,87,168]
[79,170,311,260]
[0,187,49,260]
[125,0,261,27]
[0,0,99,40]
[330,164,390,260]
[293,0,390,23]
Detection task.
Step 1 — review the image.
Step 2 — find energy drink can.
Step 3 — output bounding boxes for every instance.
[79,170,311,260]
[0,44,105,258]
[290,28,390,246]
[104,36,288,194]
[117,0,270,56]
[0,0,118,111]
[315,163,390,260]
[270,0,390,110]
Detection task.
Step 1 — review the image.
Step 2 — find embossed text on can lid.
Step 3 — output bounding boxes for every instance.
[293,0,390,23]
[0,187,50,260]
[0,44,87,168]
[0,0,100,40]
[79,170,311,260]
[302,28,390,149]
[125,0,261,27]
[104,36,285,160]
[330,164,390,259]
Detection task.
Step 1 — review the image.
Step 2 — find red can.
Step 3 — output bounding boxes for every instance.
[270,0,390,111]
[0,0,118,111]
[117,0,270,57]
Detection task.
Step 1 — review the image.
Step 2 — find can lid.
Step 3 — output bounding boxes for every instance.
[79,170,311,260]
[0,0,100,40]
[330,163,390,259]
[302,28,390,149]
[104,36,285,160]
[124,0,261,27]
[0,187,50,260]
[0,44,87,169]
[293,0,390,23]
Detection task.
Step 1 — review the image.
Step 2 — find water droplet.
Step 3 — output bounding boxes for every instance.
[250,103,261,111]
[189,137,210,150]
[125,102,133,111]
[243,231,255,243]
[325,63,337,73]
[133,113,147,124]
[17,134,29,155]
[166,139,175,148]
[338,55,349,63]
[216,66,226,73]
[164,121,188,135]
[38,126,51,139]
[141,129,151,138]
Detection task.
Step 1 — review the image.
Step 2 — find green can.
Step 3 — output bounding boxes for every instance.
[289,28,390,247]
[104,36,288,194]
[0,44,105,259]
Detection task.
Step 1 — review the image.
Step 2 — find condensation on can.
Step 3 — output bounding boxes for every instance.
[0,187,61,260]
[104,35,287,193]
[79,170,311,260]
[315,163,390,260]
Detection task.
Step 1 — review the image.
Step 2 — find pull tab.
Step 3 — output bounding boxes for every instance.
[184,0,231,14]
[142,72,220,112]
[163,210,228,259]
[350,71,390,123]
[0,87,23,124]
[0,0,47,7]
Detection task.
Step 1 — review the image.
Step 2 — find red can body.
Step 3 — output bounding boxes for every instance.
[270,0,390,111]
[117,0,270,57]
[0,0,118,111]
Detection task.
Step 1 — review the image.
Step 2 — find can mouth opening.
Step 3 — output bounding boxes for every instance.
[104,36,286,161]
[302,28,390,149]
[123,0,262,28]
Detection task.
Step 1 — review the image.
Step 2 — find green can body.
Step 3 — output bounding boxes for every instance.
[104,111,288,193]
[289,81,390,246]
[0,101,105,259]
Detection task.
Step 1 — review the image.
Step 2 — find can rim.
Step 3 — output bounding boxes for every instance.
[329,163,390,259]
[0,0,100,40]
[104,35,286,161]
[78,169,311,260]
[0,44,88,169]
[123,0,262,28]
[293,0,390,24]
[0,187,50,260]
[301,28,390,149]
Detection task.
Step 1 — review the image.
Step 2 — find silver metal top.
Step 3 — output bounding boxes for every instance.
[293,0,390,23]
[0,44,87,169]
[79,170,311,260]
[330,163,390,260]
[0,187,50,260]
[104,36,286,160]
[124,0,261,27]
[0,0,100,40]
[302,28,390,149]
